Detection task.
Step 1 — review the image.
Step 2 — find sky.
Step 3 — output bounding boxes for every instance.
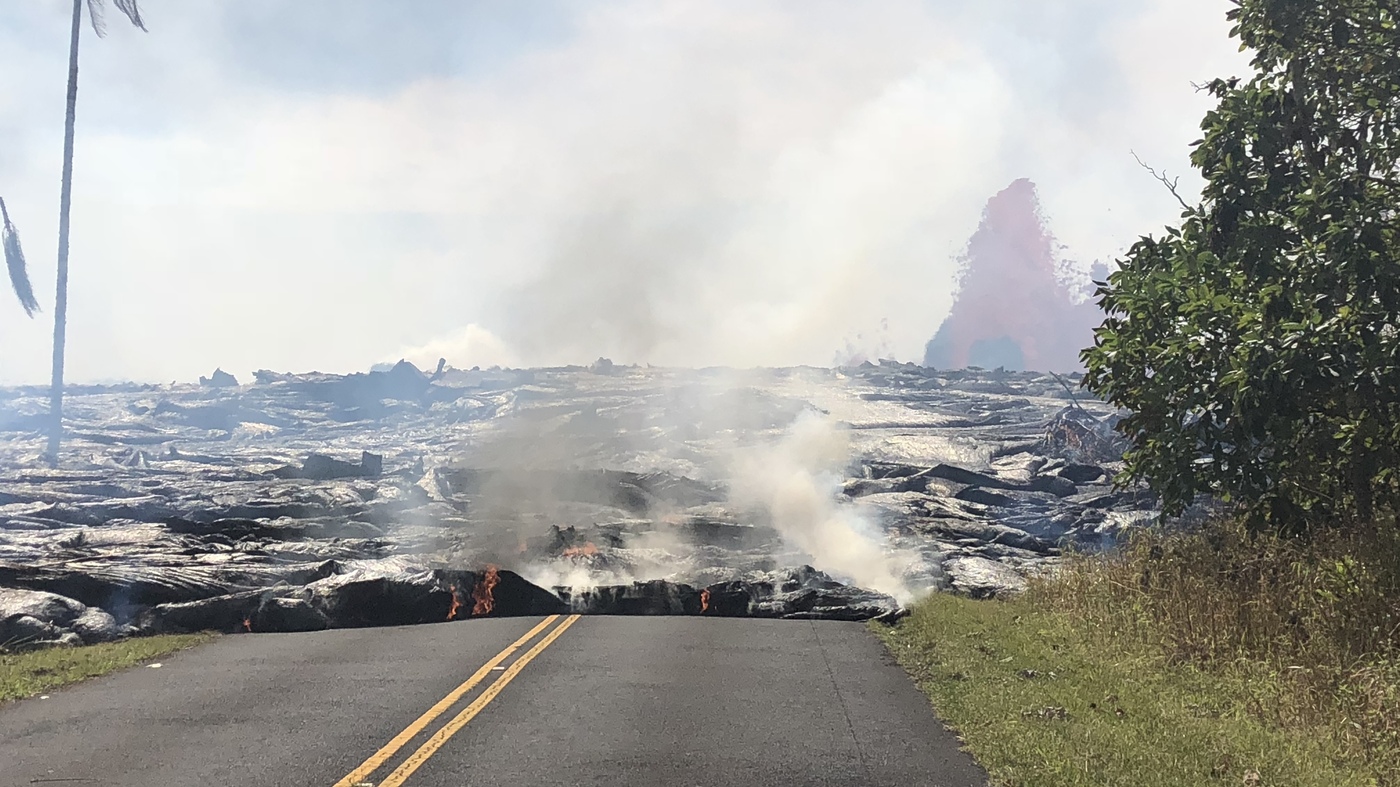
[0,0,1249,385]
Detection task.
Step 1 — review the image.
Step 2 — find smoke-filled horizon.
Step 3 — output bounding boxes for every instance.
[0,0,1247,385]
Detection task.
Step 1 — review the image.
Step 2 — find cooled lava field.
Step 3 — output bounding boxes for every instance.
[0,360,1153,649]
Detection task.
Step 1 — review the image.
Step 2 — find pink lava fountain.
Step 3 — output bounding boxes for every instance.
[924,179,1102,373]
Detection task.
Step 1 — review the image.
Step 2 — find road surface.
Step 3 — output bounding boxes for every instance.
[0,617,988,786]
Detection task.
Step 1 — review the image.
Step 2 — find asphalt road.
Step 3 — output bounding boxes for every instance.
[0,617,988,787]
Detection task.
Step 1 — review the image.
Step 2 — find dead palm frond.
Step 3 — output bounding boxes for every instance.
[85,0,146,37]
[0,197,40,317]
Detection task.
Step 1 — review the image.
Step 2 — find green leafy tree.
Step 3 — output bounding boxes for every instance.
[1084,0,1400,531]
[46,0,147,464]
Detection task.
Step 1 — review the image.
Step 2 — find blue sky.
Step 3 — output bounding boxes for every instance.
[0,0,1247,383]
[198,1,576,97]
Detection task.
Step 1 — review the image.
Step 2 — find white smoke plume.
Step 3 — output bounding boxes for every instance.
[390,323,519,371]
[728,410,918,602]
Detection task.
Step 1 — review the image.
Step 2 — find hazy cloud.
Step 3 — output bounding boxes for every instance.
[0,0,1247,383]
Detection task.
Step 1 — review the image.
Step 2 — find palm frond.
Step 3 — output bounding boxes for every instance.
[85,0,107,38]
[0,197,40,318]
[85,0,147,37]
[112,0,147,32]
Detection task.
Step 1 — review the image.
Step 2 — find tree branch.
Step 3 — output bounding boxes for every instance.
[1131,150,1195,212]
[1050,372,1089,415]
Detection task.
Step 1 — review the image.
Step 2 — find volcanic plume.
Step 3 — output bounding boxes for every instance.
[923,179,1102,372]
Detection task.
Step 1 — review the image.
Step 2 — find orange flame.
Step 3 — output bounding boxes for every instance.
[447,585,463,621]
[242,616,252,633]
[561,541,600,558]
[700,589,711,614]
[471,565,500,617]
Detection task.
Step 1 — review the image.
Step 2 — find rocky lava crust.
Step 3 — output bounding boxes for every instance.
[0,361,1151,649]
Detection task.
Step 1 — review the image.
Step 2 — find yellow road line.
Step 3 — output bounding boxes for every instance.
[376,614,582,787]
[331,615,561,787]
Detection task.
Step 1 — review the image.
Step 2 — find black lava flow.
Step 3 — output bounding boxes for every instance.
[0,360,1153,648]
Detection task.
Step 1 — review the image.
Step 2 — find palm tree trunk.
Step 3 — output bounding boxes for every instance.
[46,0,82,465]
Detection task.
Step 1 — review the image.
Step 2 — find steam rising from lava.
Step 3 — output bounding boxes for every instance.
[729,411,916,602]
[427,368,921,604]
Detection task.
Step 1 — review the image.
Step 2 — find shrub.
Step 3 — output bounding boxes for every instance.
[1036,518,1400,772]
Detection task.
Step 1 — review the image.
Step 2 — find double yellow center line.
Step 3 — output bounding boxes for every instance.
[332,614,580,787]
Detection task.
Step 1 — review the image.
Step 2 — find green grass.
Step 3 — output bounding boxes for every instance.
[0,633,217,704]
[877,593,1381,787]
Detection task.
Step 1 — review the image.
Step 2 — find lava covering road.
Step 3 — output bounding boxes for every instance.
[0,361,1152,646]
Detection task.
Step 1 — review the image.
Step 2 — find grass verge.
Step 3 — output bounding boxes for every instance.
[877,594,1384,786]
[1,633,217,704]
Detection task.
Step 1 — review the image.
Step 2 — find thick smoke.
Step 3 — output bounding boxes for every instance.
[435,367,766,589]
[416,364,930,603]
[0,2,1247,385]
[728,410,917,602]
[496,200,725,365]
